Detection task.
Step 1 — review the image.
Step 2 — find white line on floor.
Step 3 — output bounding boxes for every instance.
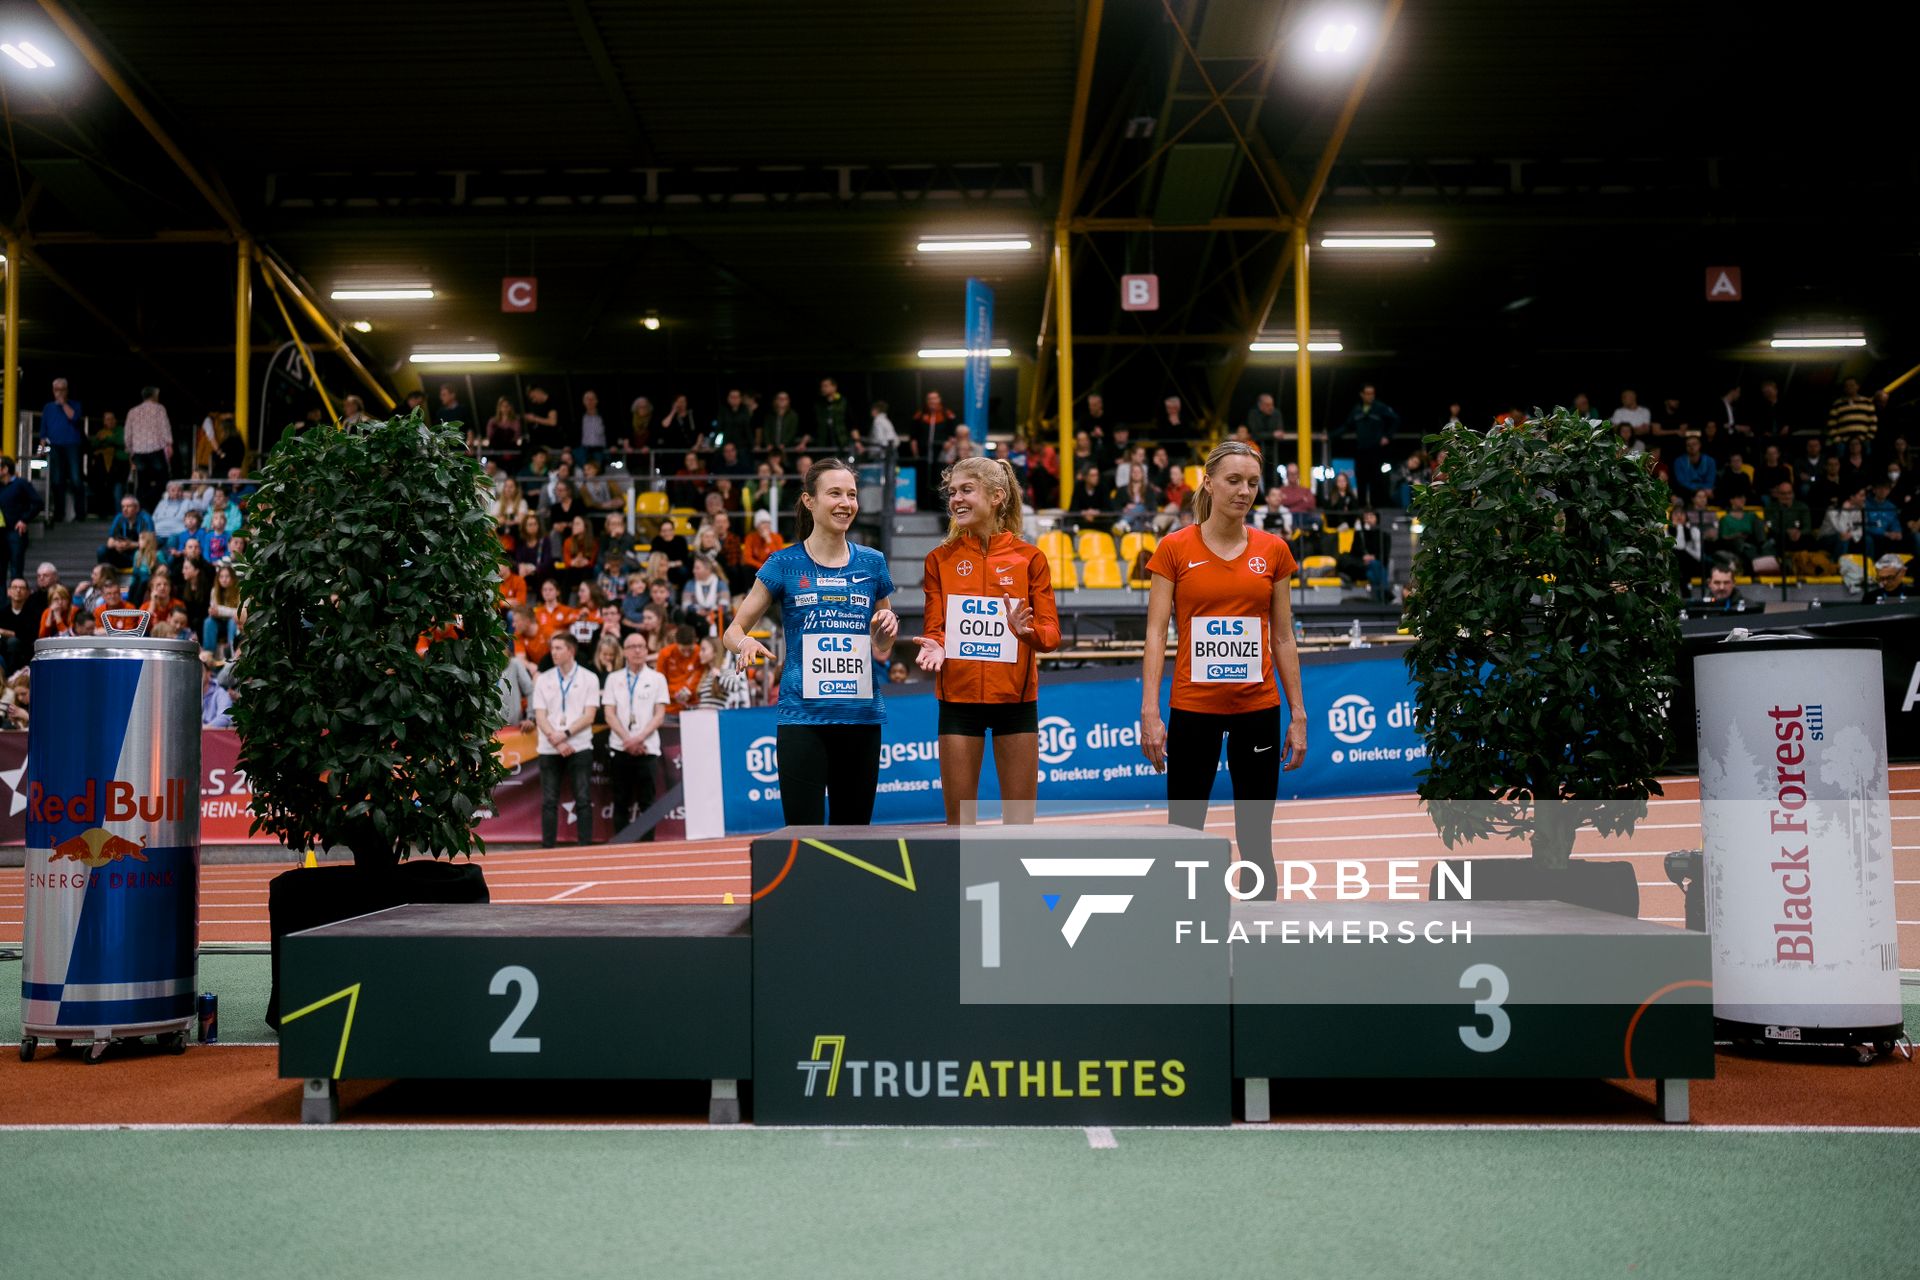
[1085,1126,1117,1149]
[0,1121,1913,1135]
[545,883,597,902]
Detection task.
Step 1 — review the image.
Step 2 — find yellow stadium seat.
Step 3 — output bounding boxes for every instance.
[1077,531,1118,563]
[1302,555,1337,576]
[1119,531,1158,563]
[1082,558,1123,589]
[1039,529,1074,566]
[1128,557,1154,588]
[1840,554,1868,578]
[1306,577,1342,588]
[1336,528,1355,555]
[635,491,669,517]
[1051,556,1080,592]
[669,506,697,520]
[1183,465,1203,492]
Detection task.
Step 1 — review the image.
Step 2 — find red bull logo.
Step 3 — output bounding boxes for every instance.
[48,827,150,868]
[28,777,192,825]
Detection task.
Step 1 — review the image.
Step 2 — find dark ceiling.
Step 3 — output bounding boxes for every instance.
[0,0,1912,428]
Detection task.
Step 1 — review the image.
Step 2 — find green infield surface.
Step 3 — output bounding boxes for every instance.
[2,1126,1915,1280]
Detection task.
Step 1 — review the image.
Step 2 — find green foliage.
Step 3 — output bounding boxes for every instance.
[230,410,509,866]
[1403,407,1680,867]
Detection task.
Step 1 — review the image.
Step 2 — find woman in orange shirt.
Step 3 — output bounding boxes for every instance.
[910,456,1060,824]
[1141,441,1307,894]
[532,577,580,653]
[742,508,786,572]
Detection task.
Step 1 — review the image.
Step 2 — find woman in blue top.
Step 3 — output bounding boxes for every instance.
[726,459,898,825]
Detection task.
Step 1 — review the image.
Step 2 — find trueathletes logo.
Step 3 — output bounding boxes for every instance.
[1020,856,1154,946]
[795,1033,1186,1100]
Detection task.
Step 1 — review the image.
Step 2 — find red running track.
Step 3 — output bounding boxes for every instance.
[6,769,1920,963]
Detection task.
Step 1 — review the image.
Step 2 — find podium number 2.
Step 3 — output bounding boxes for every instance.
[489,965,541,1053]
[1458,963,1510,1053]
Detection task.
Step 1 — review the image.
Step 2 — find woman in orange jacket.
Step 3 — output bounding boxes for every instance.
[910,456,1060,824]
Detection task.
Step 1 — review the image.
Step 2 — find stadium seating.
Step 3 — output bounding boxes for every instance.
[1119,531,1158,564]
[1050,555,1080,592]
[1077,531,1118,563]
[635,491,669,517]
[1081,559,1123,589]
[1039,529,1074,568]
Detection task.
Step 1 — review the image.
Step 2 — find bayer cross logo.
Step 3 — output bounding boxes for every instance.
[746,735,780,783]
[1327,694,1377,745]
[1036,716,1077,764]
[1247,556,1268,575]
[956,559,976,577]
[1020,857,1155,946]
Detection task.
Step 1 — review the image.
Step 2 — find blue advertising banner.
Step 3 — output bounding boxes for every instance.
[963,277,994,435]
[711,648,1425,834]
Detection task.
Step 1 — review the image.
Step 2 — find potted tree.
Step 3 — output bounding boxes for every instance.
[232,409,510,1023]
[1404,407,1680,917]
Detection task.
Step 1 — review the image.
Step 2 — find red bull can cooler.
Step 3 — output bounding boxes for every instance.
[22,619,202,1042]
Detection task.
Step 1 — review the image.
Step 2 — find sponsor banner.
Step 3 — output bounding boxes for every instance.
[2,725,685,846]
[963,276,994,434]
[711,648,1424,834]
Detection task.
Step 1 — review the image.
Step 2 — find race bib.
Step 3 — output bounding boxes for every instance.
[946,595,1020,664]
[1190,615,1262,683]
[802,631,873,699]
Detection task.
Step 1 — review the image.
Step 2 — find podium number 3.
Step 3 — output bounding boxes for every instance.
[1458,963,1510,1053]
[489,965,542,1053]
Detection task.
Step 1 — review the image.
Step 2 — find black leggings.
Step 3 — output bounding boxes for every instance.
[1166,705,1281,890]
[777,722,884,826]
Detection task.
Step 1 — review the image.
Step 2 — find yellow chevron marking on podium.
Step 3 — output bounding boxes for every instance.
[799,837,917,892]
[280,982,362,1080]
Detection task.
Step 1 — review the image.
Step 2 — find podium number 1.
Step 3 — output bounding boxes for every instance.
[1458,963,1511,1053]
[965,881,1001,968]
[489,965,542,1053]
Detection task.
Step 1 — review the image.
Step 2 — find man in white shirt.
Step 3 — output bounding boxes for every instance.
[1610,390,1651,440]
[151,482,193,538]
[531,632,602,848]
[602,631,671,840]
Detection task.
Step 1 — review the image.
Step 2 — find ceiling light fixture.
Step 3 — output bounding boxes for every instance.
[917,346,1013,359]
[1,44,38,69]
[409,351,500,364]
[642,312,661,331]
[1769,335,1866,349]
[18,41,53,67]
[1312,22,1358,55]
[1249,340,1344,353]
[330,285,435,301]
[350,320,373,333]
[915,236,1033,254]
[1319,233,1435,249]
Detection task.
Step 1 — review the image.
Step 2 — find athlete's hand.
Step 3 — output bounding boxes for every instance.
[870,608,899,642]
[1005,595,1035,639]
[1284,715,1307,771]
[733,635,774,670]
[1140,712,1167,773]
[910,635,944,672]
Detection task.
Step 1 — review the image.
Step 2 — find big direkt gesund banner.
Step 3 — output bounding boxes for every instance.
[688,646,1423,836]
[0,724,685,846]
